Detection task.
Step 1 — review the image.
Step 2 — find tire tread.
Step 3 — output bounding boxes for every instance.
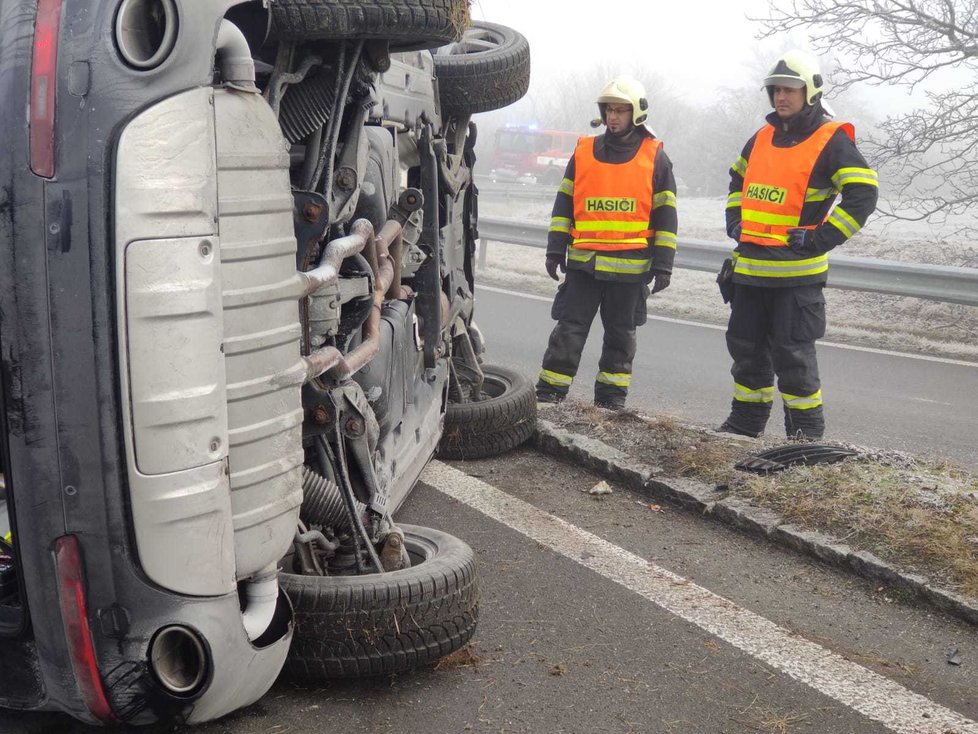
[281,525,478,680]
[438,364,537,460]
[270,0,466,47]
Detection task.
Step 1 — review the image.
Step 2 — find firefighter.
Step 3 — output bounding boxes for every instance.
[535,77,678,410]
[719,50,878,439]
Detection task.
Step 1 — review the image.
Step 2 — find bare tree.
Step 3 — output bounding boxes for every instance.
[759,0,978,236]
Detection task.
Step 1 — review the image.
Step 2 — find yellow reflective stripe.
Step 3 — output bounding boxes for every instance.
[596,372,631,387]
[741,228,788,243]
[574,219,651,233]
[549,216,572,233]
[653,191,677,209]
[741,208,801,227]
[568,249,595,262]
[805,186,836,203]
[538,369,573,387]
[726,191,743,209]
[593,256,651,274]
[734,254,828,278]
[827,207,861,238]
[731,156,748,177]
[574,239,648,248]
[558,177,574,196]
[832,167,878,188]
[654,231,677,250]
[782,389,823,409]
[733,383,775,403]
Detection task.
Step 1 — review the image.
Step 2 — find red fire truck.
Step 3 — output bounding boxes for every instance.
[489,125,582,184]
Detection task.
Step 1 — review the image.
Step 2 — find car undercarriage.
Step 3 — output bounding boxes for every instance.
[0,0,533,725]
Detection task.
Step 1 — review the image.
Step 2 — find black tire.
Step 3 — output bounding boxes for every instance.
[433,21,531,116]
[280,524,478,680]
[269,0,467,49]
[439,364,537,460]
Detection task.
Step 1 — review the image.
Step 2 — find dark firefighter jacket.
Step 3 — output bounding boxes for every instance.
[547,127,678,282]
[725,105,879,287]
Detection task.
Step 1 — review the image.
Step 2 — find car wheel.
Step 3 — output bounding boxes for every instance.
[279,524,478,680]
[439,364,537,460]
[269,0,468,49]
[433,21,531,116]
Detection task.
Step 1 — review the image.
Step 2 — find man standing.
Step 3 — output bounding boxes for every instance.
[719,50,878,439]
[536,77,678,410]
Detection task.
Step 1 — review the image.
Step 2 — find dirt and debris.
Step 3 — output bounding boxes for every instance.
[433,643,482,672]
[540,399,978,599]
[586,480,613,495]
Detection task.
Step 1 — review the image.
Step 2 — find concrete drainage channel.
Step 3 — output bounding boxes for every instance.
[532,419,978,628]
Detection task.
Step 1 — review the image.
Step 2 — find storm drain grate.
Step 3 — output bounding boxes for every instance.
[735,444,860,474]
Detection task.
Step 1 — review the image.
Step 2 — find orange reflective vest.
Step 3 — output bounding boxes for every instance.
[740,121,854,247]
[570,136,659,251]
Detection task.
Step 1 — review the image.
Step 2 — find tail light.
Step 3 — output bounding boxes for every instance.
[30,0,63,178]
[54,535,117,724]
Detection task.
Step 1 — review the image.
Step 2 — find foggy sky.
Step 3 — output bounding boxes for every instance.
[470,0,782,104]
[468,0,926,118]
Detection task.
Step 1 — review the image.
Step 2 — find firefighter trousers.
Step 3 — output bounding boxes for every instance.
[723,283,826,438]
[537,269,645,406]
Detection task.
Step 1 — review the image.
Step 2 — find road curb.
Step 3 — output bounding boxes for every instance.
[533,419,978,627]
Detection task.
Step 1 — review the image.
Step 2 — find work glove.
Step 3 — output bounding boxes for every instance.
[786,228,819,255]
[728,223,742,242]
[649,270,671,294]
[545,253,566,281]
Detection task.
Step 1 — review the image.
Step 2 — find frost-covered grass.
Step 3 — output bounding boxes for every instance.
[544,399,978,599]
[479,195,978,362]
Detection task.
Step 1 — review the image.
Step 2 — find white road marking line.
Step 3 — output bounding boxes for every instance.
[423,461,978,734]
[479,284,978,367]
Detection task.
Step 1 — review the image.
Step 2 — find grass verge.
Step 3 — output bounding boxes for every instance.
[543,400,978,599]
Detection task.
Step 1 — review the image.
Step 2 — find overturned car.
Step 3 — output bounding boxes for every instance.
[0,0,532,726]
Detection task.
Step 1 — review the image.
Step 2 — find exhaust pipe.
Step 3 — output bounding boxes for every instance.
[115,0,178,70]
[149,625,208,696]
[240,565,279,641]
[216,19,257,91]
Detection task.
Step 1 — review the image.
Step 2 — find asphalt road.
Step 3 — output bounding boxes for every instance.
[6,450,976,733]
[3,287,977,733]
[474,285,978,469]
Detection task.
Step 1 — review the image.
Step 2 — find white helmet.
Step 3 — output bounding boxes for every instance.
[763,50,825,107]
[595,77,649,127]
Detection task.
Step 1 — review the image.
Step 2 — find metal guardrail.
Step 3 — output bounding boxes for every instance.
[477,181,555,203]
[477,216,978,307]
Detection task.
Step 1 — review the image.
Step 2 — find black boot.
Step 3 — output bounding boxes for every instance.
[784,404,824,440]
[594,384,626,411]
[718,401,771,438]
[536,388,566,404]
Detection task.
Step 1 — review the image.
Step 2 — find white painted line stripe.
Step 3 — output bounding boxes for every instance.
[423,461,978,734]
[479,284,978,367]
